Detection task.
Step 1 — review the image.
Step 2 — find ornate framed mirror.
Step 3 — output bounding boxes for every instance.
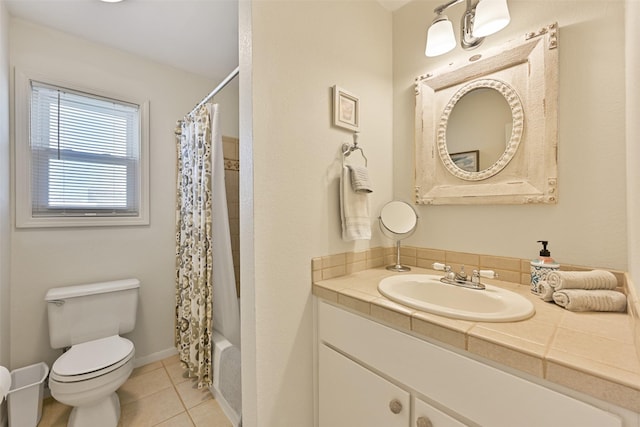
[414,23,559,205]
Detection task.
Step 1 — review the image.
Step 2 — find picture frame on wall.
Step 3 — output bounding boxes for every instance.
[333,86,359,131]
[450,150,480,172]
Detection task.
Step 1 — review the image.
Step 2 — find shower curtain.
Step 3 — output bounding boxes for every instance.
[175,103,240,388]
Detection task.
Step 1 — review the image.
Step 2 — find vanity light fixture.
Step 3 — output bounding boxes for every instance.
[99,0,125,3]
[425,0,510,57]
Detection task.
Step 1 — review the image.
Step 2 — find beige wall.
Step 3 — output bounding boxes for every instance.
[216,78,240,139]
[241,1,393,424]
[9,18,216,369]
[393,0,627,271]
[0,0,11,382]
[626,0,640,290]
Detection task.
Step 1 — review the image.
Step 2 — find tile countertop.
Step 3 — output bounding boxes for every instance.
[312,266,640,413]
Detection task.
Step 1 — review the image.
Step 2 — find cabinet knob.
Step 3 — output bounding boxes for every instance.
[389,399,403,414]
[416,416,433,427]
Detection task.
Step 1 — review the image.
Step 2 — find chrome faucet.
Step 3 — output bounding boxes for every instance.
[454,266,467,282]
[432,263,498,290]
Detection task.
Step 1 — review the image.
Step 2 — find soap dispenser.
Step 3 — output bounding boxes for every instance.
[530,240,560,294]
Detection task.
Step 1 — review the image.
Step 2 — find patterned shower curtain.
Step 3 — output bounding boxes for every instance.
[175,104,214,388]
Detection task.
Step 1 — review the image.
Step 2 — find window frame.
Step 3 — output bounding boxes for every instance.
[14,69,150,228]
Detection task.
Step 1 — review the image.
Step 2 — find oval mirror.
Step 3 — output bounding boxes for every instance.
[437,79,524,181]
[446,87,512,171]
[379,201,418,272]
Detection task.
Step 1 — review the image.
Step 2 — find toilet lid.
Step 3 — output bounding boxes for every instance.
[52,335,134,377]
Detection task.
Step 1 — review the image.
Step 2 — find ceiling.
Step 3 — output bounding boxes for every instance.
[5,0,240,81]
[5,0,411,82]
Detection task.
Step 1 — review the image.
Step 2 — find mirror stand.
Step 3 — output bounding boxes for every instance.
[387,240,411,272]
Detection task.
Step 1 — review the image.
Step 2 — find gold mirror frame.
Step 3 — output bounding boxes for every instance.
[415,23,559,205]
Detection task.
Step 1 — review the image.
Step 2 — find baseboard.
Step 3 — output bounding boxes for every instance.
[133,347,177,368]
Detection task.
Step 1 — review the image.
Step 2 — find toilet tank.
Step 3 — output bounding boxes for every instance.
[45,278,140,349]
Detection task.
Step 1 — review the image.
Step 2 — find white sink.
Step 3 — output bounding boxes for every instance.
[378,274,535,322]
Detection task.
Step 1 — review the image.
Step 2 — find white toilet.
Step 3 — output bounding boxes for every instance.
[45,278,140,427]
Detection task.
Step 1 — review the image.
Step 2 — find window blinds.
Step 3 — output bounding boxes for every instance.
[30,81,141,217]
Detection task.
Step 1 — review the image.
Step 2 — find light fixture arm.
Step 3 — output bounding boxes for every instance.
[433,0,465,15]
[460,0,483,49]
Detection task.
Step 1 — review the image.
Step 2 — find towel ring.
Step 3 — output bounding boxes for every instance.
[342,132,368,167]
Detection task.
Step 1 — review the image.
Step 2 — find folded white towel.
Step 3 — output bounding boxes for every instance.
[340,166,371,241]
[552,289,627,312]
[538,281,555,302]
[546,270,618,291]
[347,165,373,193]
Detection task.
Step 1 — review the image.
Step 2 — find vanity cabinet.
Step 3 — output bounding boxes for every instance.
[319,344,409,427]
[316,300,623,427]
[319,343,463,427]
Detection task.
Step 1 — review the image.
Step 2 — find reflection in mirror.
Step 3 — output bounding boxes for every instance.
[446,87,513,172]
[379,201,418,272]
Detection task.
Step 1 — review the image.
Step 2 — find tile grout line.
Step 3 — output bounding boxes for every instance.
[161,360,198,427]
[124,370,178,426]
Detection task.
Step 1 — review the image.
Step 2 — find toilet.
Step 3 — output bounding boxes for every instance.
[45,278,140,427]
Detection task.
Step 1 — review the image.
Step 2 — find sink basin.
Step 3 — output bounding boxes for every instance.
[378,274,535,322]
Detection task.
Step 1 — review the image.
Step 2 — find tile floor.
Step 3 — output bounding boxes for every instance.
[38,355,234,427]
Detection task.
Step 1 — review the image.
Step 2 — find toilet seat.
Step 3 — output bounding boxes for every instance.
[51,335,134,383]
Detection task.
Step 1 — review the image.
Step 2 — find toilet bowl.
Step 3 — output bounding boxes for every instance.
[49,336,135,427]
[45,279,140,427]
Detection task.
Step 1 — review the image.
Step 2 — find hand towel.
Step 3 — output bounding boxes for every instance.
[340,166,371,241]
[347,165,373,193]
[546,270,618,291]
[552,289,627,312]
[538,281,555,302]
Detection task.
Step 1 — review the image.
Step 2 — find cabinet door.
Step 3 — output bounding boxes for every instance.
[319,344,410,427]
[413,397,468,427]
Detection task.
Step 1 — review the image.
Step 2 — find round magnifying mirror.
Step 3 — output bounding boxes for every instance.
[379,201,418,272]
[380,201,418,238]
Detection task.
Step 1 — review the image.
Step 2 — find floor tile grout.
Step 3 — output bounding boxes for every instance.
[160,362,196,427]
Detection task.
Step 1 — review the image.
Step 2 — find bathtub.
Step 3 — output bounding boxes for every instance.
[211,330,241,427]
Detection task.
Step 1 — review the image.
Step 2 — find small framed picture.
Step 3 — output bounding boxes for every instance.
[450,150,479,172]
[333,86,359,131]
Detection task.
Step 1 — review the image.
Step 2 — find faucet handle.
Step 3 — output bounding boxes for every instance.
[478,269,498,279]
[432,262,448,271]
[471,270,481,283]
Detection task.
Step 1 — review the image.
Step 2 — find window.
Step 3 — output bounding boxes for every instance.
[15,72,149,227]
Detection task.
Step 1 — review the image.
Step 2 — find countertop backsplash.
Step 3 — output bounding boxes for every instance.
[312,246,628,291]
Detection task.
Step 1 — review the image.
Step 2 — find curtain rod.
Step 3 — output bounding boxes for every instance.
[188,66,240,116]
